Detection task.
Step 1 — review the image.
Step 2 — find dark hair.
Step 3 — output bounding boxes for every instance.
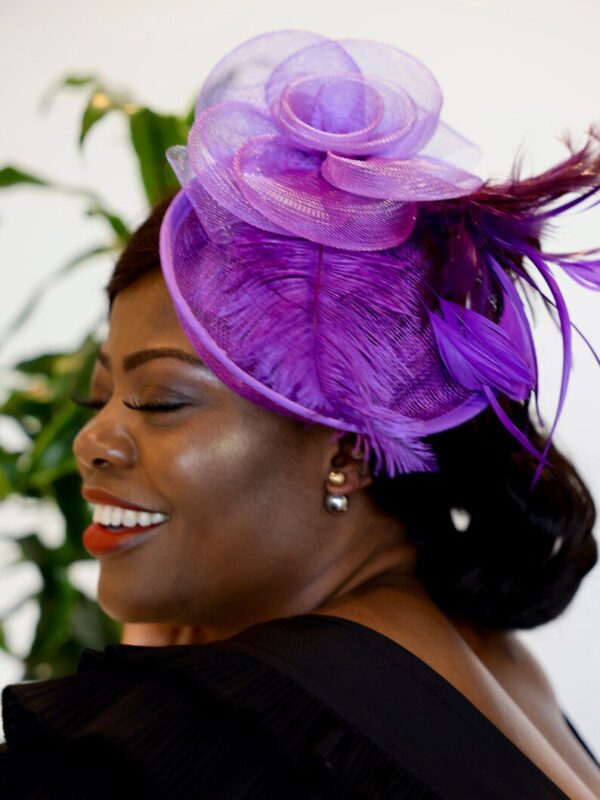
[365,401,597,631]
[104,175,597,633]
[105,192,179,311]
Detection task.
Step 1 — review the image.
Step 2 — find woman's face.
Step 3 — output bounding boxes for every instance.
[73,270,398,639]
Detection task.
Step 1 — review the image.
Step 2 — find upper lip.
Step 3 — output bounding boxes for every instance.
[82,487,166,514]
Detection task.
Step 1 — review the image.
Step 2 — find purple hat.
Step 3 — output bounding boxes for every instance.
[159,30,600,489]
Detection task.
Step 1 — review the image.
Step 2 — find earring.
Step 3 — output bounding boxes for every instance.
[324,469,349,513]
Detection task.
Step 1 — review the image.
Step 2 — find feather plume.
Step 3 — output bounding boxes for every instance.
[420,123,600,489]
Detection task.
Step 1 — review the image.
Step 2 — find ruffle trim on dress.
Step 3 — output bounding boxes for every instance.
[1,641,438,799]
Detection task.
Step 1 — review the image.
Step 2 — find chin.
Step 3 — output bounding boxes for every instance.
[96,576,165,623]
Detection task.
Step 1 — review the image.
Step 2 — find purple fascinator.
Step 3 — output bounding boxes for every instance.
[159,29,600,489]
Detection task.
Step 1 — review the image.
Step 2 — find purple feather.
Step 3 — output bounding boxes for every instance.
[419,123,600,490]
[426,297,551,469]
[427,298,534,398]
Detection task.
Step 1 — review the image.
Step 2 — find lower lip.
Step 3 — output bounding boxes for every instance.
[83,520,167,557]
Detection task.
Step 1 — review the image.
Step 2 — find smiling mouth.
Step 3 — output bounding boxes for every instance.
[89,503,170,533]
[98,519,169,535]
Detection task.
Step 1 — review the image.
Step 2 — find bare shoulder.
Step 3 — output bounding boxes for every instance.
[309,588,600,798]
[447,621,560,700]
[481,630,560,700]
[455,626,600,796]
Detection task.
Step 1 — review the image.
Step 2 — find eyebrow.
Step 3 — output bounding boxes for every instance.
[96,347,211,373]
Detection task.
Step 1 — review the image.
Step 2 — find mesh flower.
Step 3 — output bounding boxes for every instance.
[170,30,484,251]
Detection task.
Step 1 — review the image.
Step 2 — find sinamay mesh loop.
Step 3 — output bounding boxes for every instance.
[159,29,600,487]
[183,30,484,252]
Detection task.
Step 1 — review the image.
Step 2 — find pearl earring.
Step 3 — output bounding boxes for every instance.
[324,469,349,513]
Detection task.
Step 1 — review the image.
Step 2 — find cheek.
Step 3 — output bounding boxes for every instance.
[148,414,284,527]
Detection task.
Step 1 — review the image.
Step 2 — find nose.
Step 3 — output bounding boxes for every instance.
[73,418,137,474]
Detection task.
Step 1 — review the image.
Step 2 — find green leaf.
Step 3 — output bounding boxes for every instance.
[0,244,113,351]
[38,73,100,114]
[76,85,138,149]
[0,165,53,189]
[0,164,106,208]
[84,205,130,244]
[128,108,189,204]
[1,392,59,434]
[52,472,92,554]
[26,455,81,491]
[13,352,65,376]
[28,404,81,470]
[0,622,8,653]
[63,76,98,87]
[78,93,116,148]
[0,453,18,497]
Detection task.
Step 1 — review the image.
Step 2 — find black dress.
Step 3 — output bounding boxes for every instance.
[0,613,597,799]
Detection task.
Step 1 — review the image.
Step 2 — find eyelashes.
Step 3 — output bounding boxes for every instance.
[123,399,188,413]
[69,390,188,413]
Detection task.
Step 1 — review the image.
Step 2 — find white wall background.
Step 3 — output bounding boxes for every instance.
[1,0,599,754]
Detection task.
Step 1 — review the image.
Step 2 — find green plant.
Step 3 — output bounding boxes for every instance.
[0,74,195,680]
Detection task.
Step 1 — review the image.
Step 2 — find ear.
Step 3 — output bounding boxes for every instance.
[325,432,372,497]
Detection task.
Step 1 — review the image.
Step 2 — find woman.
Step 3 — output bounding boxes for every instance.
[2,30,600,799]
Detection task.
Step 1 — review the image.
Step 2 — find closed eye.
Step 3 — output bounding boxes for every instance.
[123,399,188,412]
[69,391,188,413]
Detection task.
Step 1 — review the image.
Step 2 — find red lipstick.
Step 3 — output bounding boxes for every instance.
[81,486,169,557]
[82,486,161,512]
[82,521,166,557]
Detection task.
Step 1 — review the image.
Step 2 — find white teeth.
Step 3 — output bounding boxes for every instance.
[91,503,169,528]
[122,509,138,528]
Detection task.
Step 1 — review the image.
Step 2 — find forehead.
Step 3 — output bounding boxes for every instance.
[106,270,192,353]
[99,271,255,407]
